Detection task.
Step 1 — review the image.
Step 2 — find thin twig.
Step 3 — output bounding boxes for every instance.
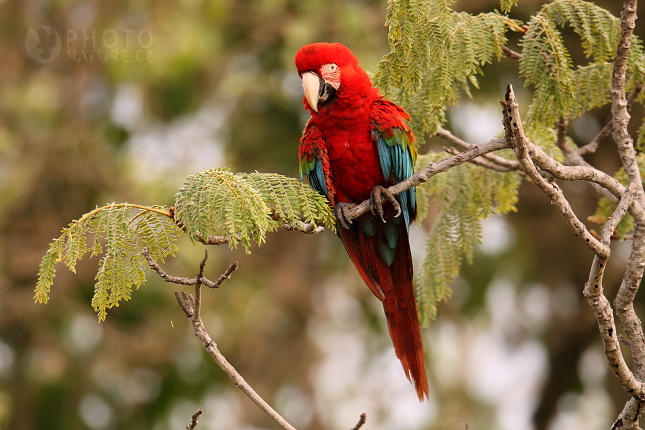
[443,146,511,171]
[577,120,613,156]
[502,45,522,60]
[436,127,520,170]
[186,408,203,430]
[149,252,299,430]
[350,413,367,430]
[205,261,239,289]
[577,85,643,156]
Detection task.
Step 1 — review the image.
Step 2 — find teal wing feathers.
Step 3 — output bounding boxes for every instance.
[370,97,418,228]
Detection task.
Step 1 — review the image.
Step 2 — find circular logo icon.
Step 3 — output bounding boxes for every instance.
[25,26,61,64]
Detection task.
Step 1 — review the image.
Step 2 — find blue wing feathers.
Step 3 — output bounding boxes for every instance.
[378,138,392,180]
[308,159,328,197]
[375,126,416,231]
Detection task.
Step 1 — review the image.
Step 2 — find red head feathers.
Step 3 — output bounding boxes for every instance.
[294,43,374,114]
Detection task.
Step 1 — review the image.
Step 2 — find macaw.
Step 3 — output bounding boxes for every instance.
[295,43,428,400]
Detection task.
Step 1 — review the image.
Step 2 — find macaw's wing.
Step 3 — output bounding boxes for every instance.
[370,97,418,227]
[299,120,335,204]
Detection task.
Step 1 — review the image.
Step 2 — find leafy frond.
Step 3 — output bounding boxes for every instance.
[571,63,613,116]
[520,0,645,129]
[174,169,335,251]
[34,204,179,321]
[520,12,574,125]
[241,172,336,231]
[174,169,271,251]
[500,0,518,14]
[414,152,519,324]
[376,1,516,135]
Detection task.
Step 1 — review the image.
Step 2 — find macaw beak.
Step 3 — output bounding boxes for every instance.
[302,71,323,113]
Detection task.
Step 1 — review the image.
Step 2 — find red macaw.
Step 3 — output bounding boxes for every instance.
[295,43,428,400]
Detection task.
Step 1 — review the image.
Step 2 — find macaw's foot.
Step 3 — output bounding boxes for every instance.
[335,202,356,230]
[370,185,401,223]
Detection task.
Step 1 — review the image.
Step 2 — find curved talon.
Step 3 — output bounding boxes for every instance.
[370,185,401,223]
[335,202,356,230]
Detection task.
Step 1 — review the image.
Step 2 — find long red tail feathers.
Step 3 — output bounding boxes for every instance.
[340,224,429,401]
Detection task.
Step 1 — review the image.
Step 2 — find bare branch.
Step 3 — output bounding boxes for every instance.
[148,251,298,430]
[186,408,203,430]
[557,117,568,150]
[612,0,645,206]
[282,220,325,234]
[144,248,200,285]
[205,261,239,289]
[613,398,645,429]
[502,45,522,60]
[350,413,367,430]
[502,84,610,258]
[577,120,613,156]
[578,85,643,157]
[443,146,512,171]
[436,127,520,170]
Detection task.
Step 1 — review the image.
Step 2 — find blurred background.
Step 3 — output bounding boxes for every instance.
[2,0,645,429]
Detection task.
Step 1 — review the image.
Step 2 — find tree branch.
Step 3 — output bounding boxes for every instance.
[186,408,203,430]
[502,84,610,258]
[610,0,645,392]
[443,146,512,171]
[148,251,299,430]
[343,138,511,222]
[614,398,645,430]
[578,84,643,157]
[436,127,520,170]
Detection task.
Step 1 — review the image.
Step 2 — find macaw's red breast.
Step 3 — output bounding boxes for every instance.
[295,43,385,205]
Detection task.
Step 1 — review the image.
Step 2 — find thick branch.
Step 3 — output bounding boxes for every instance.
[614,398,645,429]
[612,0,645,205]
[616,222,645,380]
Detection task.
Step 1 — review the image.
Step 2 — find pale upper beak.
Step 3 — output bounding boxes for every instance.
[302,71,322,113]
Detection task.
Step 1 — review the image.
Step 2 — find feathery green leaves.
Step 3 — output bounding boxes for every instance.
[376,0,516,136]
[414,153,519,325]
[36,169,334,320]
[35,204,180,321]
[521,0,645,129]
[174,169,335,251]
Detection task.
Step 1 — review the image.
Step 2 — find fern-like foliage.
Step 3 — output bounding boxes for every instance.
[521,0,645,129]
[35,204,180,321]
[36,169,335,321]
[500,0,518,14]
[375,0,517,135]
[174,169,335,251]
[414,152,520,325]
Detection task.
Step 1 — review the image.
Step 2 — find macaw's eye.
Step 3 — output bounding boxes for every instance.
[329,63,338,72]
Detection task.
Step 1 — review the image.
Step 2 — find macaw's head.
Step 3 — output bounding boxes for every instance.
[295,43,372,113]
